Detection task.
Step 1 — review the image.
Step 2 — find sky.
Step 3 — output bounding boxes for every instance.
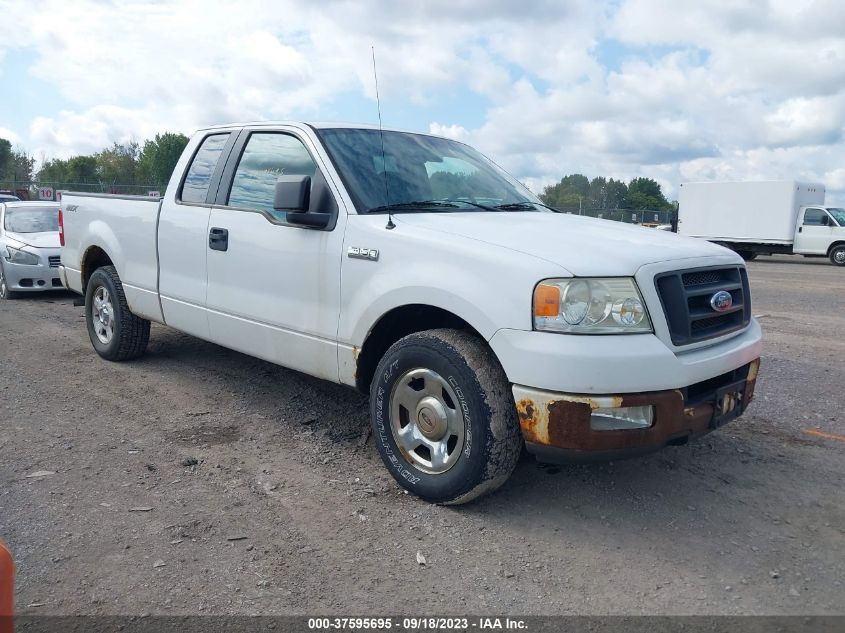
[1,0,844,202]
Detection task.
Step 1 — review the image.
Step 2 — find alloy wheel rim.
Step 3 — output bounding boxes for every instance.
[835,250,845,264]
[389,367,466,474]
[91,286,115,344]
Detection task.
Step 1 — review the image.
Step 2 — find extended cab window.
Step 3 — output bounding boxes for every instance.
[227,133,316,216]
[180,133,230,203]
[803,208,829,226]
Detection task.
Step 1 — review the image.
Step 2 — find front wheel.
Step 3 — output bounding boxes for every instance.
[370,329,521,505]
[85,266,150,361]
[830,245,845,267]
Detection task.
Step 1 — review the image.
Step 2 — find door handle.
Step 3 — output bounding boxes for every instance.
[209,227,228,251]
[798,226,803,233]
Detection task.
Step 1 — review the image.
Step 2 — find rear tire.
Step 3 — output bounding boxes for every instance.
[370,328,521,505]
[830,245,845,267]
[85,266,150,361]
[0,263,19,300]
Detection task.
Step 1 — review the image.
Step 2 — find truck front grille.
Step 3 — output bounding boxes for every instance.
[655,265,751,346]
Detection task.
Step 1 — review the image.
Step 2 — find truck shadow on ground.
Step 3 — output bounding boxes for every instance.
[6,289,76,303]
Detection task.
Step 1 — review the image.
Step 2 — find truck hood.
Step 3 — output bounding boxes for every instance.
[393,212,738,276]
[4,231,61,249]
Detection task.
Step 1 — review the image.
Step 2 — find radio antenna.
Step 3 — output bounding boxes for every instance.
[372,46,395,230]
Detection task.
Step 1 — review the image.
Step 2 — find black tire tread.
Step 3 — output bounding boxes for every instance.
[88,266,150,361]
[373,328,521,505]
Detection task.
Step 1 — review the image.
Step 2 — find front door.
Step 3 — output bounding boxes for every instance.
[205,129,345,382]
[794,207,835,255]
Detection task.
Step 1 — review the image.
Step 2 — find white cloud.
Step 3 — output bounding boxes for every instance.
[429,123,469,141]
[1,0,845,203]
[0,127,21,145]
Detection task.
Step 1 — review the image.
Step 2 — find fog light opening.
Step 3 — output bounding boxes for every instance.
[590,405,654,431]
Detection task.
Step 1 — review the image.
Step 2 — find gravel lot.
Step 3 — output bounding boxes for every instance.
[1,254,843,616]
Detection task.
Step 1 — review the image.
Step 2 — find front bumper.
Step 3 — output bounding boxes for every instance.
[3,255,64,291]
[514,358,760,462]
[490,319,762,394]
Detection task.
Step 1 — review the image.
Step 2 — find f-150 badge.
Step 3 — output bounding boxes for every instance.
[347,246,379,261]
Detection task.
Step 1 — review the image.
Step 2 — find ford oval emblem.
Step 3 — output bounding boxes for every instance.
[710,290,733,312]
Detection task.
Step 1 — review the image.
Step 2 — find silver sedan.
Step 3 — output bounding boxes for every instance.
[0,201,63,300]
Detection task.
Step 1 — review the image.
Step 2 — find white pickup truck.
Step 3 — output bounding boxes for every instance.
[59,122,762,504]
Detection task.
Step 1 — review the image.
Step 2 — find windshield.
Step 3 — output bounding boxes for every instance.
[317,128,542,213]
[4,206,60,233]
[826,208,845,226]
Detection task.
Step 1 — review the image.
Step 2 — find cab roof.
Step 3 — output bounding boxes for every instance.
[196,121,445,139]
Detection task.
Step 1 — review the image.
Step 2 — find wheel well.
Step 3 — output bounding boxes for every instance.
[827,241,845,256]
[355,304,483,393]
[81,246,113,291]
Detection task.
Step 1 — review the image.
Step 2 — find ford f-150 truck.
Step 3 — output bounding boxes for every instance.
[59,122,762,504]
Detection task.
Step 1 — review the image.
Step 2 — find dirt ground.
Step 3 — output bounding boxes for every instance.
[1,255,843,616]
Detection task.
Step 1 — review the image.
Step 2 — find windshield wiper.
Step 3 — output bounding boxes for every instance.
[365,200,459,214]
[436,199,499,211]
[494,201,554,211]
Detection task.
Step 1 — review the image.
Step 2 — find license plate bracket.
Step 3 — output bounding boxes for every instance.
[711,379,747,429]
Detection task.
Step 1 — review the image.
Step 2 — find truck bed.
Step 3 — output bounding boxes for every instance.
[60,192,164,322]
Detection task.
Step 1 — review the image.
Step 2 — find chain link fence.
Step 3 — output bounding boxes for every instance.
[550,206,675,225]
[0,180,164,201]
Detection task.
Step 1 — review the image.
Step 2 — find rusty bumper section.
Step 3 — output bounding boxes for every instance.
[514,358,760,462]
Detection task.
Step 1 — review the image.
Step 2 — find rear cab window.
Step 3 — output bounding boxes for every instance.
[179,133,231,204]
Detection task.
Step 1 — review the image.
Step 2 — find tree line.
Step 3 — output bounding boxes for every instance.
[0,139,36,184]
[0,132,189,193]
[540,174,675,211]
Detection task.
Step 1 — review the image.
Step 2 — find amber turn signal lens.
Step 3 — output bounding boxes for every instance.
[533,284,560,317]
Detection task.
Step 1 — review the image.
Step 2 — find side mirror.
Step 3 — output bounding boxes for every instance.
[274,175,311,212]
[275,170,336,230]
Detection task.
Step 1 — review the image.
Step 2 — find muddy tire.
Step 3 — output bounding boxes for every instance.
[370,328,521,505]
[85,266,150,361]
[830,245,845,267]
[0,262,20,300]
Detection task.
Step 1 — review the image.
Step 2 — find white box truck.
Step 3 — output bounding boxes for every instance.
[677,181,845,266]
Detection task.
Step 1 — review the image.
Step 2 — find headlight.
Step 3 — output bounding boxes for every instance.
[4,246,40,266]
[533,278,652,334]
